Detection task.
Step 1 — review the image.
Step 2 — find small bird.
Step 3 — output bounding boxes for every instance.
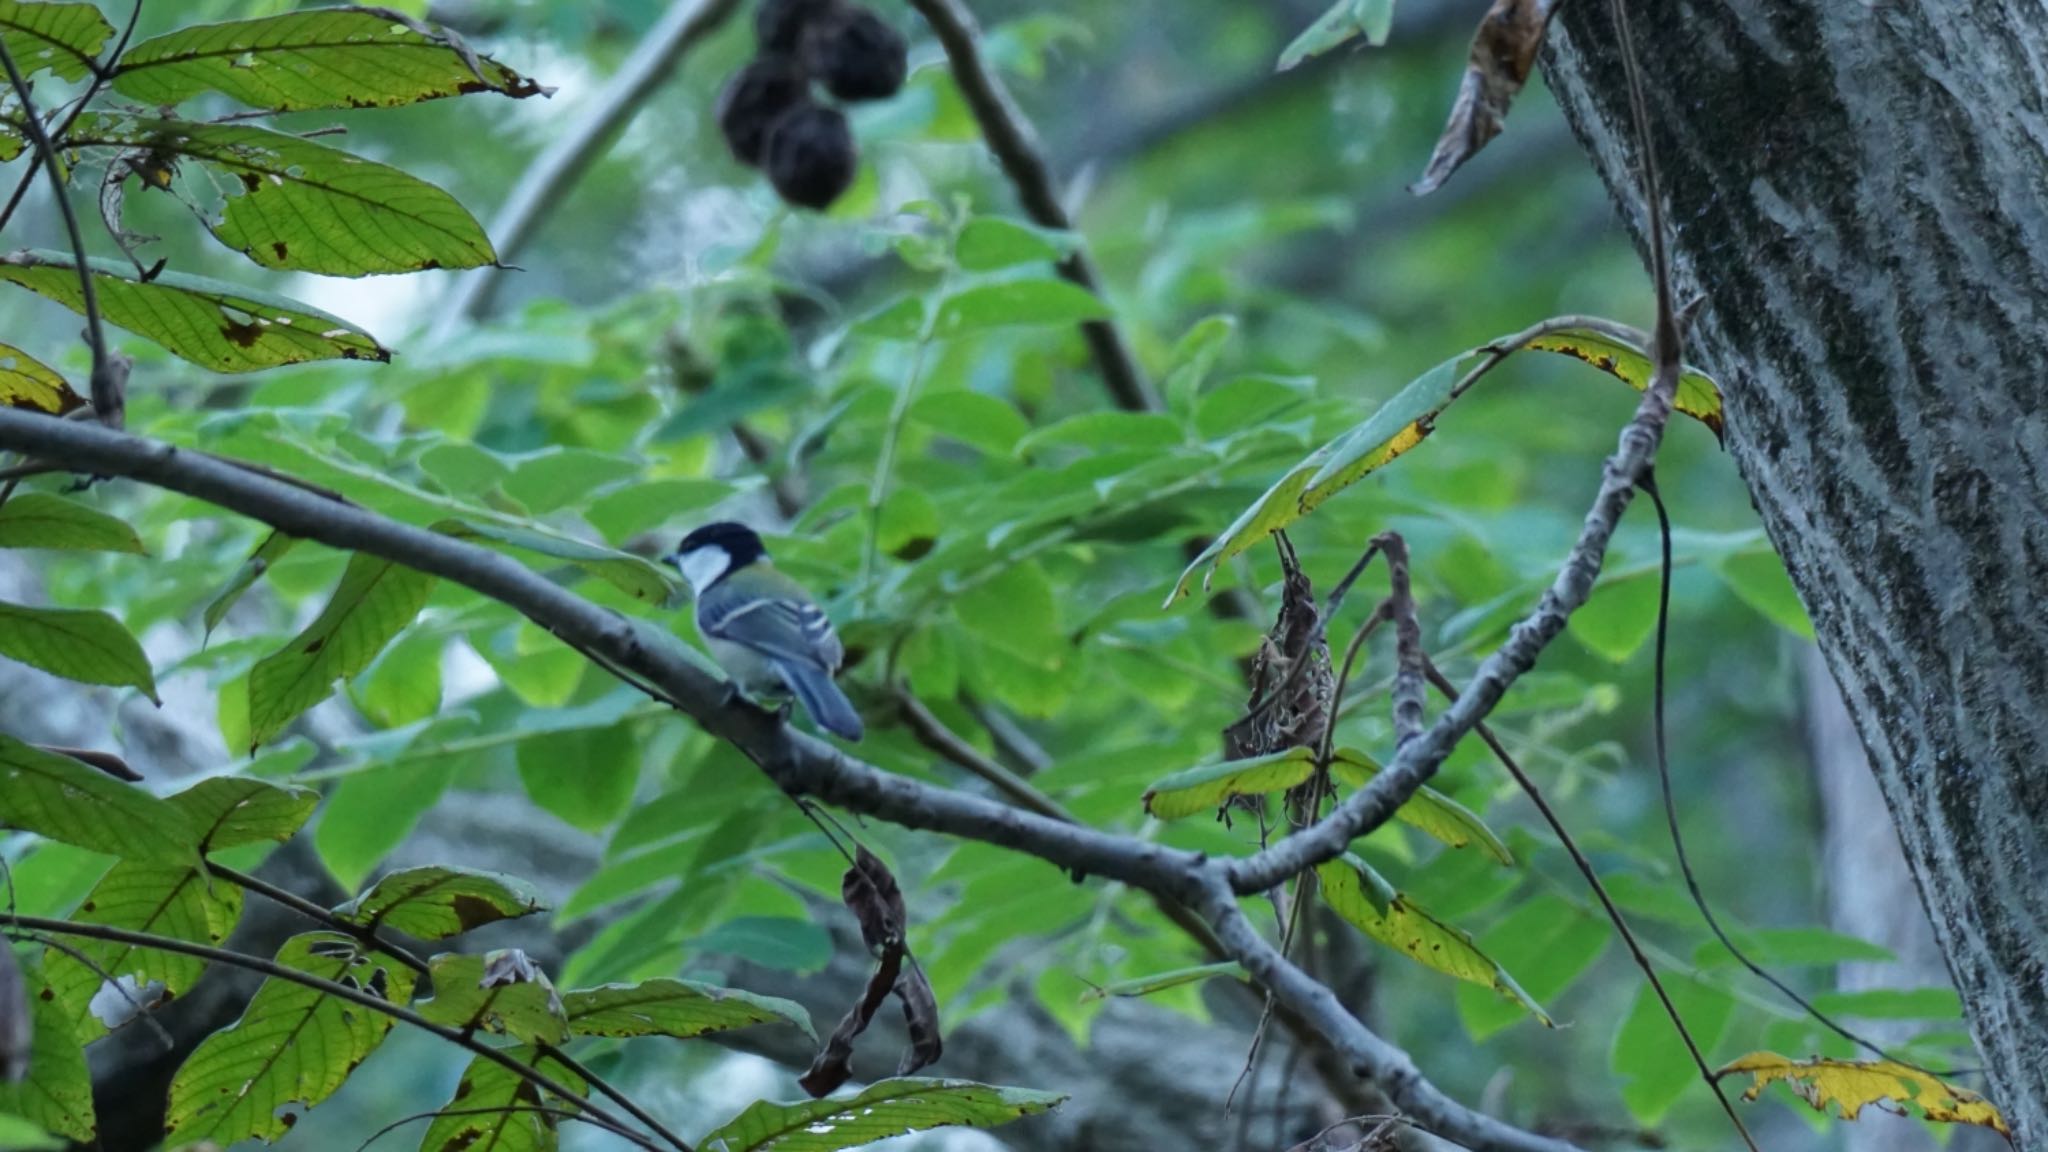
[664,521,864,741]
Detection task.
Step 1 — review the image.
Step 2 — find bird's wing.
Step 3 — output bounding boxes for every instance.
[700,590,842,671]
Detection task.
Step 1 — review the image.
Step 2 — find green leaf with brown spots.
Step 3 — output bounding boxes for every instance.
[246,551,435,749]
[1140,747,1316,820]
[0,600,158,702]
[111,7,547,112]
[0,251,389,373]
[1525,326,1725,441]
[71,115,497,277]
[164,933,417,1147]
[0,1,111,83]
[0,494,145,553]
[700,1078,1067,1152]
[1318,854,1548,1023]
[415,951,566,1045]
[0,960,94,1142]
[0,736,198,863]
[0,344,82,415]
[418,1047,583,1152]
[335,866,543,941]
[1328,749,1513,864]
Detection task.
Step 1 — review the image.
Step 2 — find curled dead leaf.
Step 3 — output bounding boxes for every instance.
[1412,0,1552,195]
[800,848,944,1097]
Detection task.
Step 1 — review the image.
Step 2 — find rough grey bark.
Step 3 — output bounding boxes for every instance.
[1543,6,2048,1143]
[1806,647,2005,1152]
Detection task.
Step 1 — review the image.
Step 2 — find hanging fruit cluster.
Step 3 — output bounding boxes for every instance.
[718,0,909,210]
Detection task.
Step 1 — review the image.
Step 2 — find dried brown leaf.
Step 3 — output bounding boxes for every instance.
[1412,0,1550,195]
[800,938,901,1098]
[895,964,942,1076]
[842,846,905,956]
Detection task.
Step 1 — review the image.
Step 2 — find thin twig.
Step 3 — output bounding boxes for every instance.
[6,930,176,1051]
[896,688,1063,820]
[1421,658,1760,1152]
[0,0,141,238]
[1,914,660,1150]
[903,0,1159,413]
[353,1103,637,1152]
[538,1043,696,1152]
[1377,533,1427,749]
[0,40,110,417]
[432,0,745,335]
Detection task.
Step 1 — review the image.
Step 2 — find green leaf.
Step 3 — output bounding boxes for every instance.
[1715,550,1813,639]
[1140,747,1315,820]
[41,775,314,1038]
[1525,327,1725,442]
[314,759,453,892]
[0,343,83,415]
[1455,895,1609,1040]
[515,720,640,832]
[0,736,197,862]
[0,1113,62,1150]
[953,217,1071,271]
[1317,855,1549,1023]
[1566,570,1660,663]
[700,1078,1067,1152]
[353,627,443,728]
[1697,927,1894,969]
[419,1047,583,1152]
[585,478,739,541]
[72,116,496,276]
[165,933,418,1146]
[1168,353,1460,602]
[1328,749,1513,864]
[1277,0,1395,72]
[1080,961,1247,1001]
[0,494,144,553]
[434,519,675,604]
[204,531,297,639]
[692,916,834,974]
[954,560,1061,666]
[563,978,815,1042]
[0,962,93,1141]
[910,390,1030,456]
[112,7,547,111]
[501,449,643,514]
[0,251,389,373]
[0,1,112,83]
[934,279,1109,335]
[1164,314,1236,418]
[246,552,436,749]
[0,601,158,701]
[1610,975,1735,1124]
[1014,411,1183,459]
[1808,987,1964,1022]
[416,952,567,1045]
[336,866,543,941]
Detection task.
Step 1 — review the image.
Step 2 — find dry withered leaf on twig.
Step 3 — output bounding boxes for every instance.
[799,847,943,1096]
[1412,0,1551,195]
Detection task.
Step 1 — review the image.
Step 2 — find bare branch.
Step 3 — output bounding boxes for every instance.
[903,0,1159,413]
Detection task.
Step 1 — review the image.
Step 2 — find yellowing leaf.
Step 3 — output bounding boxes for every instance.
[0,343,83,415]
[1526,327,1725,441]
[1328,749,1512,864]
[1719,1051,2010,1138]
[1141,748,1317,820]
[1317,855,1548,1022]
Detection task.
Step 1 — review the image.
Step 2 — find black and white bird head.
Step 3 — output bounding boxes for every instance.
[665,520,768,595]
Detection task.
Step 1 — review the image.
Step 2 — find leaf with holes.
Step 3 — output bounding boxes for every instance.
[564,978,815,1042]
[112,7,548,111]
[701,1078,1066,1152]
[203,531,296,639]
[0,1,111,83]
[415,952,567,1046]
[1140,747,1315,820]
[0,494,144,553]
[1719,1051,2009,1137]
[71,116,497,277]
[164,933,417,1146]
[0,251,388,373]
[0,961,93,1141]
[0,735,197,862]
[1318,855,1548,1022]
[0,601,157,701]
[434,519,676,604]
[246,552,435,749]
[335,866,543,941]
[418,1047,584,1152]
[1277,0,1395,71]
[0,344,82,415]
[1328,749,1512,864]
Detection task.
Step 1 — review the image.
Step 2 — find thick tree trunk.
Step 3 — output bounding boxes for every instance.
[1542,4,2048,1143]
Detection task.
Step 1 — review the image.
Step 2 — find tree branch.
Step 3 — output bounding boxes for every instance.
[0,408,1581,1152]
[903,0,1159,413]
[432,0,745,336]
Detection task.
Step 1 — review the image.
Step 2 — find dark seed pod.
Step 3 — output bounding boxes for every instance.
[765,103,859,211]
[717,54,810,168]
[804,5,908,103]
[756,0,840,55]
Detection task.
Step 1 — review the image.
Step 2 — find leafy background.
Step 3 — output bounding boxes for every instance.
[0,0,1977,1149]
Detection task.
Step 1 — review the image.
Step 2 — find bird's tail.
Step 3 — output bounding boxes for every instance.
[776,660,864,741]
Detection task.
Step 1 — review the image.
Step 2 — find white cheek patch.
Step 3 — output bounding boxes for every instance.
[677,546,730,594]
